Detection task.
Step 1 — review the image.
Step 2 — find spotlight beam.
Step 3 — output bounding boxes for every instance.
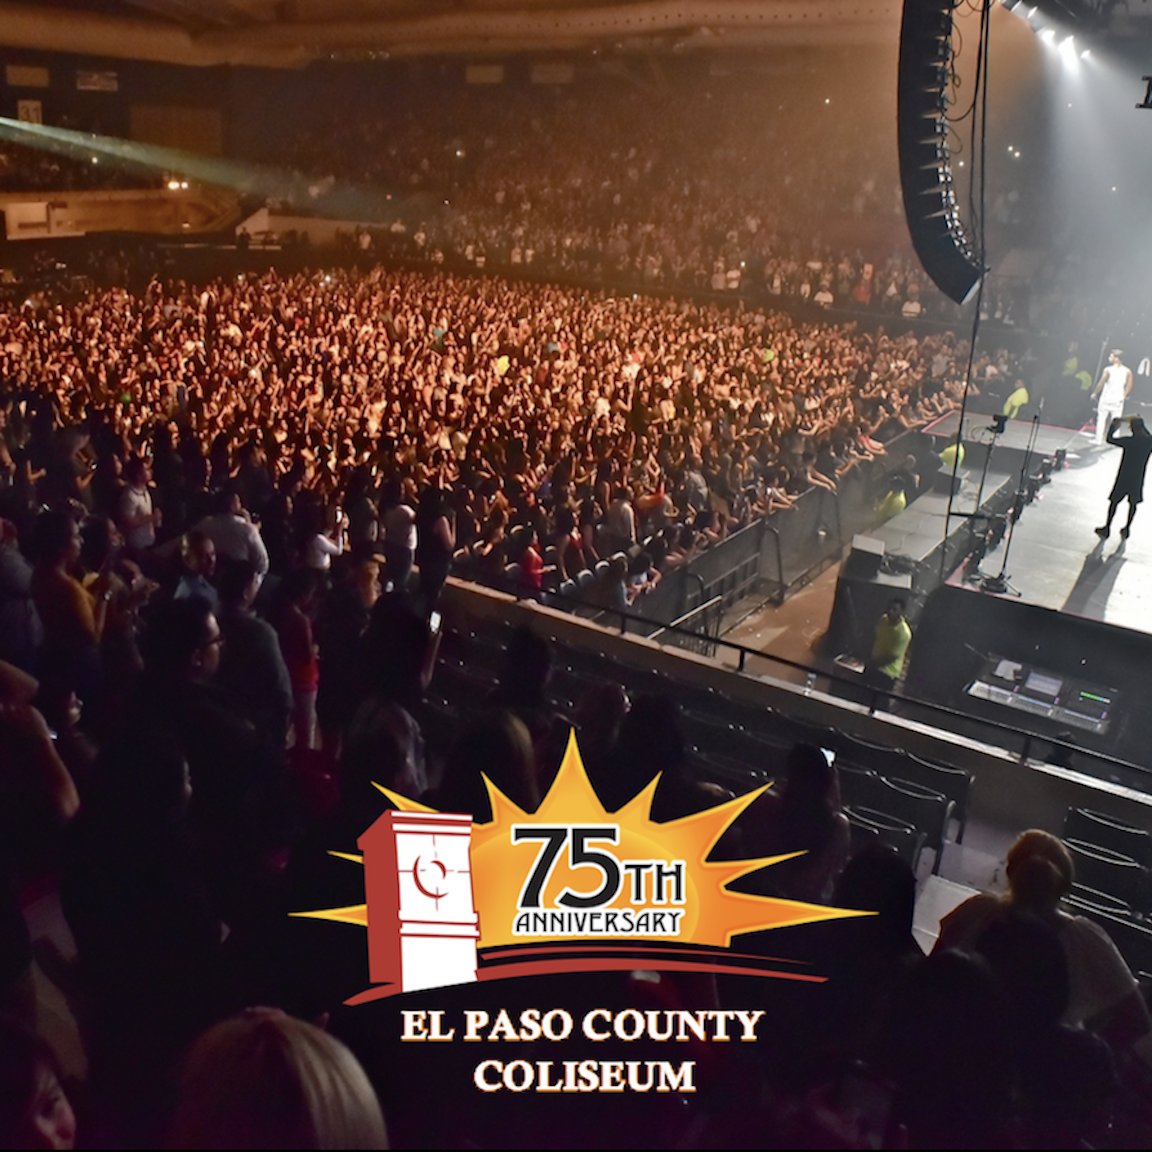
[0,118,426,223]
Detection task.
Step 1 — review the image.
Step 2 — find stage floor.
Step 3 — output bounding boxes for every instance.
[949,431,1152,635]
[922,411,1085,457]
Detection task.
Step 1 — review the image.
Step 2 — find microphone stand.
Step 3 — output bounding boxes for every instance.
[965,415,1005,561]
[980,412,1039,596]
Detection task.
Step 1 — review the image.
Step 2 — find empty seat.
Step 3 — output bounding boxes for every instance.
[836,732,904,773]
[878,776,954,876]
[1064,808,1152,869]
[558,579,577,604]
[1063,838,1147,912]
[903,754,974,844]
[1063,885,1134,918]
[503,562,523,591]
[837,764,885,810]
[844,805,926,872]
[594,559,610,578]
[688,750,761,793]
[576,568,596,590]
[683,709,766,768]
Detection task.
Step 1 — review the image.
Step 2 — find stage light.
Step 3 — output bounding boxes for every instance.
[1080,48,1091,59]
[1059,35,1080,71]
[1039,27,1056,43]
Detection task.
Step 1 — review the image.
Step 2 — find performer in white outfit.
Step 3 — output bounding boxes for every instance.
[1091,349,1133,445]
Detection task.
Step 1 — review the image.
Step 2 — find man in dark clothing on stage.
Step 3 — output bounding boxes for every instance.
[1095,416,1152,540]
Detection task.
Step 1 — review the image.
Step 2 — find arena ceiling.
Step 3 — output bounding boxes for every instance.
[0,0,907,68]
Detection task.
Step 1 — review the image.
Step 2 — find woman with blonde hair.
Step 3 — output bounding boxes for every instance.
[168,1009,388,1149]
[934,829,1152,1070]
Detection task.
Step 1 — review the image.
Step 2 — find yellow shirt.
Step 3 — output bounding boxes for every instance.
[871,616,912,680]
[31,566,100,652]
[1003,386,1029,419]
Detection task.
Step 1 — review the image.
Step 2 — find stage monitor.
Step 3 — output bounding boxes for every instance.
[844,534,885,580]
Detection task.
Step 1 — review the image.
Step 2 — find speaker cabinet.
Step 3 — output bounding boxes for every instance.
[898,0,984,304]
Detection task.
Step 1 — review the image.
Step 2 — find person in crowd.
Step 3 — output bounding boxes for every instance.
[972,912,1118,1149]
[379,479,417,593]
[0,1021,78,1151]
[174,528,220,609]
[117,455,162,560]
[597,693,727,819]
[131,596,291,915]
[29,510,111,702]
[316,559,380,753]
[194,488,269,587]
[79,514,151,684]
[343,469,381,561]
[736,742,851,904]
[512,524,551,597]
[301,501,347,574]
[0,698,81,876]
[872,950,1018,1149]
[0,517,43,674]
[215,558,293,753]
[167,1009,388,1150]
[602,487,637,555]
[426,709,537,820]
[61,706,224,1143]
[272,567,323,753]
[414,485,455,608]
[934,828,1152,1076]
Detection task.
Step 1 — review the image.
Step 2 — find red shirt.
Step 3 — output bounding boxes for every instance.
[522,546,544,591]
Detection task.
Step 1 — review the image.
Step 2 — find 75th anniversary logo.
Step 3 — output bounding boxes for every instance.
[298,730,865,1094]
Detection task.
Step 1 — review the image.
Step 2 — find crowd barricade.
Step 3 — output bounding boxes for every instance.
[539,443,916,642]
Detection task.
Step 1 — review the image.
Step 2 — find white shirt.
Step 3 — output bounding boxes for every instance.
[119,484,155,551]
[1099,362,1131,408]
[196,513,269,579]
[304,533,343,571]
[383,504,417,552]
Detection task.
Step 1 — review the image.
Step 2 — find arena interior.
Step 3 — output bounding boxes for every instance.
[2,0,1152,1147]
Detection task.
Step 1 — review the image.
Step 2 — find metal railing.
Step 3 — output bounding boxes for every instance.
[484,575,1152,795]
[649,596,724,658]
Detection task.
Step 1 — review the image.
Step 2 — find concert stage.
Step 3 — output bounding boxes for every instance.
[868,465,1016,591]
[947,436,1152,635]
[921,411,1083,468]
[904,436,1152,773]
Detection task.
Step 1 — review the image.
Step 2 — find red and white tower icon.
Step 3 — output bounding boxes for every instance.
[358,810,480,993]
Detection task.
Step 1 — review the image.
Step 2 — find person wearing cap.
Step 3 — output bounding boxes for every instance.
[1090,350,1133,446]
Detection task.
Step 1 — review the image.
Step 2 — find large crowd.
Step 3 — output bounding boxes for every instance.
[0,263,979,607]
[0,57,1148,1150]
[0,72,1038,329]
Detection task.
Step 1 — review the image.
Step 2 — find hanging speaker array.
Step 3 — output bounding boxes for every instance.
[897,0,986,305]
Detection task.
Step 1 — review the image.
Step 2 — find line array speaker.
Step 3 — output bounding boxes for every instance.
[897,0,985,305]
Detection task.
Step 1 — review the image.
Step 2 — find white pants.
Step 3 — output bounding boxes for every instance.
[1097,401,1125,445]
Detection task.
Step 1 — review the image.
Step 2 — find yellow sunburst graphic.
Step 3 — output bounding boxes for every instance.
[298,729,866,951]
